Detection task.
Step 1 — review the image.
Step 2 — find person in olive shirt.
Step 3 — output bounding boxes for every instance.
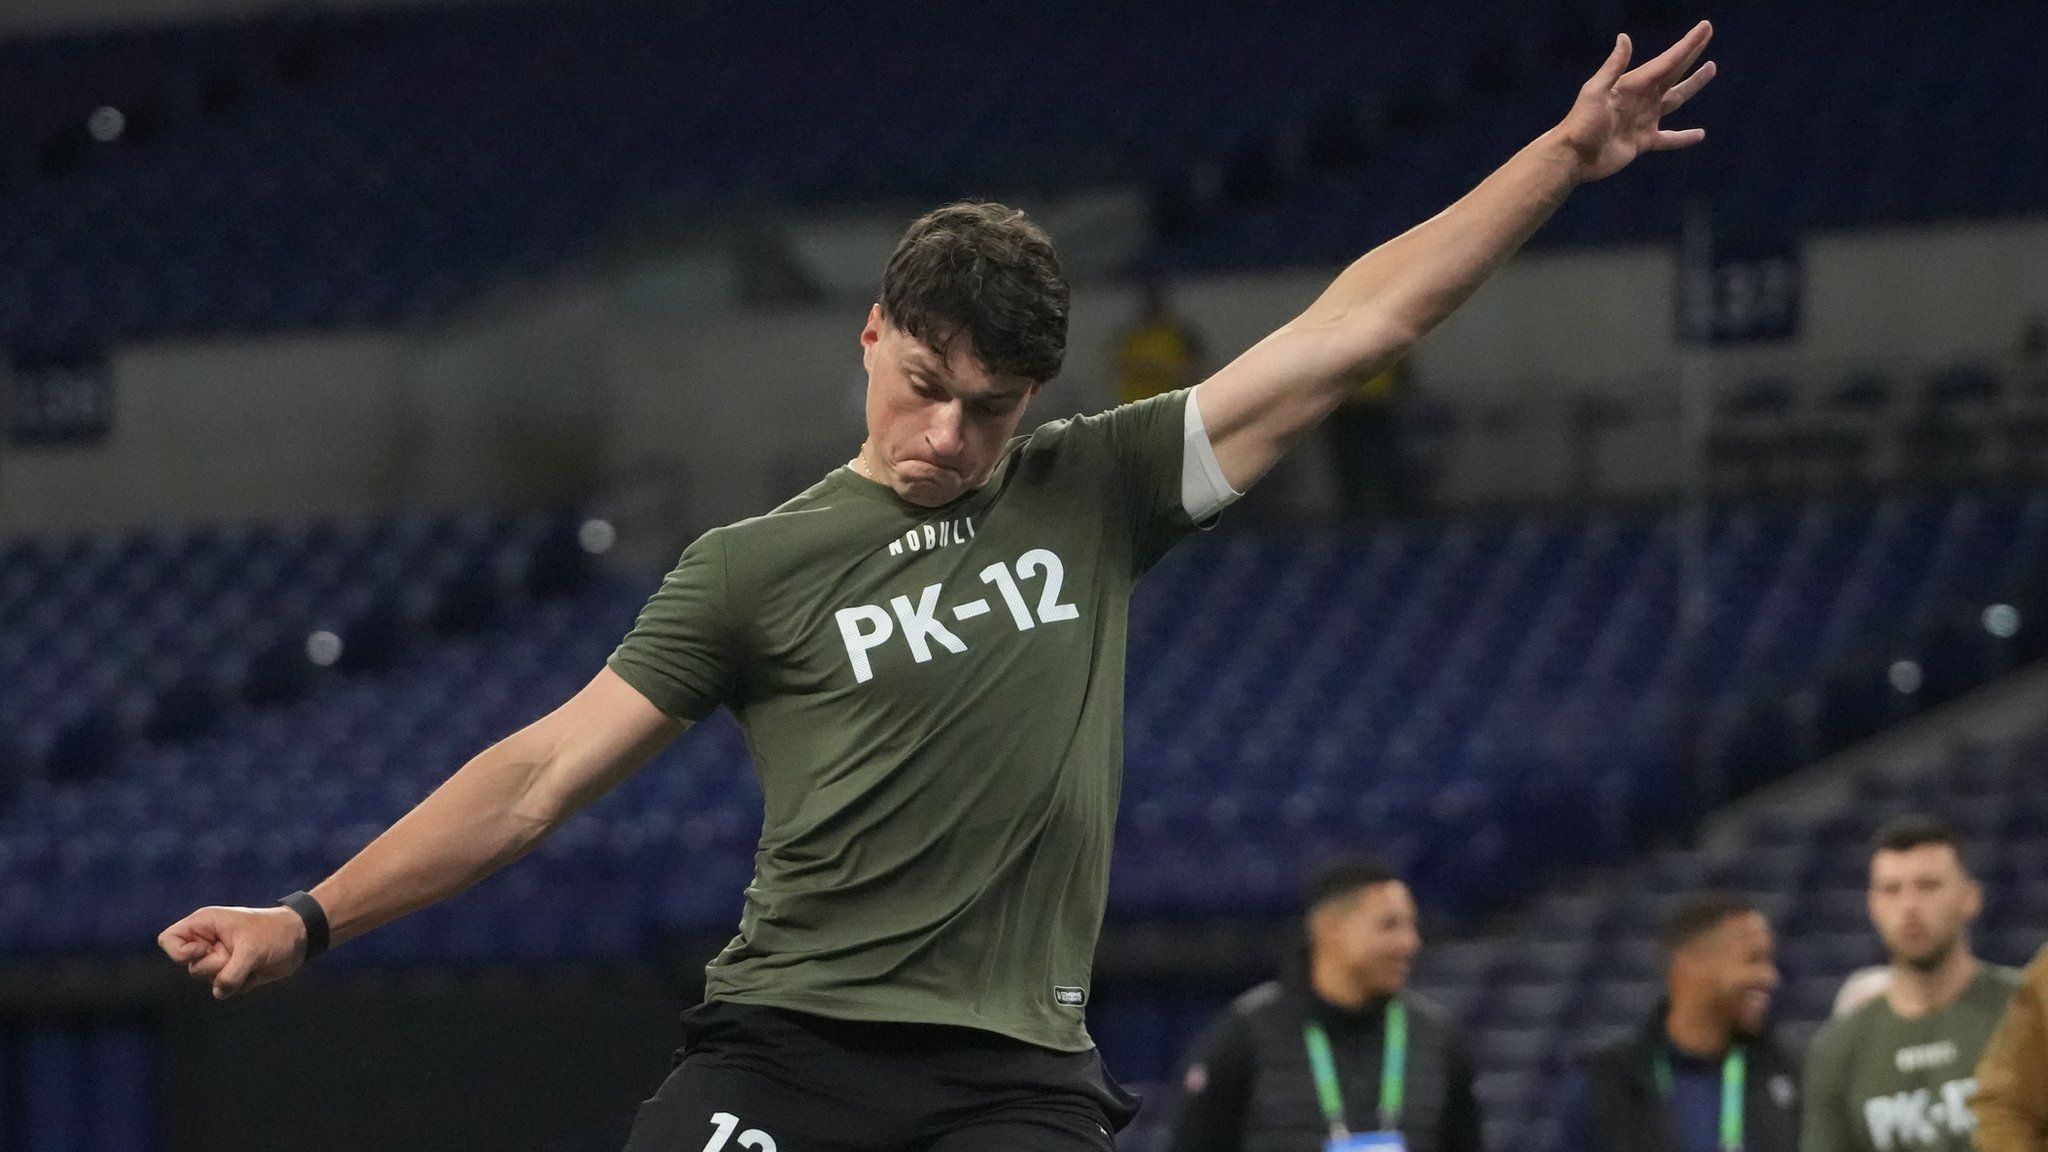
[1803,816,2023,1152]
[1552,893,1802,1152]
[1117,280,1206,406]
[1165,856,1484,1152]
[155,23,1720,1151]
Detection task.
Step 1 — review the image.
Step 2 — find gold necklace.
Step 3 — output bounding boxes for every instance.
[852,450,875,481]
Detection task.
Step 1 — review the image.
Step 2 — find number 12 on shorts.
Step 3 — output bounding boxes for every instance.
[702,1111,777,1152]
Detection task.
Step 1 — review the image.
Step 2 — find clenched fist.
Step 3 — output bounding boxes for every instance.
[158,905,308,1000]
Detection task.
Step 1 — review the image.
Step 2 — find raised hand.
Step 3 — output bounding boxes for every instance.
[159,904,307,1000]
[1557,20,1718,184]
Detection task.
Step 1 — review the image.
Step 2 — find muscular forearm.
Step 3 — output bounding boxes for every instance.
[160,669,677,997]
[1296,128,1582,370]
[308,734,561,947]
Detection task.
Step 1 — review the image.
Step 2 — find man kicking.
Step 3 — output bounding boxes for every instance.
[159,23,1717,1150]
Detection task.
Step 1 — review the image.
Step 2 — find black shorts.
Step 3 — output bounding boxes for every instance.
[621,1001,1141,1152]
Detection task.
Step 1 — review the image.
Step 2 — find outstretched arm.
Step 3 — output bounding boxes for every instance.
[1196,22,1718,492]
[158,667,682,998]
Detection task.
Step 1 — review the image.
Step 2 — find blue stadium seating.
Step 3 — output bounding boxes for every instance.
[1146,0,2048,270]
[3,489,2044,964]
[0,509,593,795]
[1,0,2038,345]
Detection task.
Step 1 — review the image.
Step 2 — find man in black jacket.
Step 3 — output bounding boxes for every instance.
[1165,856,1484,1152]
[1552,892,1801,1152]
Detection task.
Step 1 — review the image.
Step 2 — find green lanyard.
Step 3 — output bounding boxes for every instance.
[1301,999,1407,1141]
[1653,1046,1747,1152]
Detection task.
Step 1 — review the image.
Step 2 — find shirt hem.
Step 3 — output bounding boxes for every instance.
[705,985,1095,1054]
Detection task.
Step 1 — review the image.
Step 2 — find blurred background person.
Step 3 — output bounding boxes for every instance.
[1164,855,1483,1152]
[1116,280,1205,406]
[1803,816,2022,1152]
[1973,939,2048,1152]
[1323,358,1415,520]
[2013,315,2048,397]
[1552,893,1799,1152]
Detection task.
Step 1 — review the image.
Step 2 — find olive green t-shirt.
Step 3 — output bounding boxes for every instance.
[1802,964,2025,1152]
[607,389,1203,1052]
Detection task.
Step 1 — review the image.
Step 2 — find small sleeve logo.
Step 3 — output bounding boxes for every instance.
[1054,985,1087,1008]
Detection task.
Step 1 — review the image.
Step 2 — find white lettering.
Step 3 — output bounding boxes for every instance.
[835,605,894,683]
[1896,1041,1960,1073]
[980,561,1036,630]
[889,584,968,663]
[701,1113,776,1152]
[1902,1090,1938,1145]
[880,517,979,558]
[1944,1079,1979,1130]
[1865,1096,1898,1152]
[702,1113,740,1152]
[1017,548,1079,623]
[1864,1082,1980,1150]
[845,546,1085,683]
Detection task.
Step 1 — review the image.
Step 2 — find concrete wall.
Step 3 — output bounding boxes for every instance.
[588,216,2048,524]
[0,333,407,531]
[5,216,2044,539]
[0,287,608,535]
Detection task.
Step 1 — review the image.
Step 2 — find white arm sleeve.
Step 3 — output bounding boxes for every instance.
[1182,387,1242,525]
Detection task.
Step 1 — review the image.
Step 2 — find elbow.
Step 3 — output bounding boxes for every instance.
[502,736,573,835]
[510,756,579,835]
[508,786,566,837]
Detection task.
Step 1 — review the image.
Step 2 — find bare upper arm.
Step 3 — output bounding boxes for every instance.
[514,666,688,824]
[1193,312,1410,494]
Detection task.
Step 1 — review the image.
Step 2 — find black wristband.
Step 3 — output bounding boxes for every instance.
[278,890,330,960]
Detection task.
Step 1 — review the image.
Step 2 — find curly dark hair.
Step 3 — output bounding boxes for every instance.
[878,201,1069,383]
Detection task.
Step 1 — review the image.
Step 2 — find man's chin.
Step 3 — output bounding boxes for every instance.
[1899,937,1959,973]
[893,464,974,506]
[1733,990,1773,1037]
[899,487,954,509]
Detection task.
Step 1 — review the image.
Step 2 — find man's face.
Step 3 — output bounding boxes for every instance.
[1678,911,1780,1038]
[1312,881,1423,999]
[1869,844,1980,971]
[859,306,1040,509]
